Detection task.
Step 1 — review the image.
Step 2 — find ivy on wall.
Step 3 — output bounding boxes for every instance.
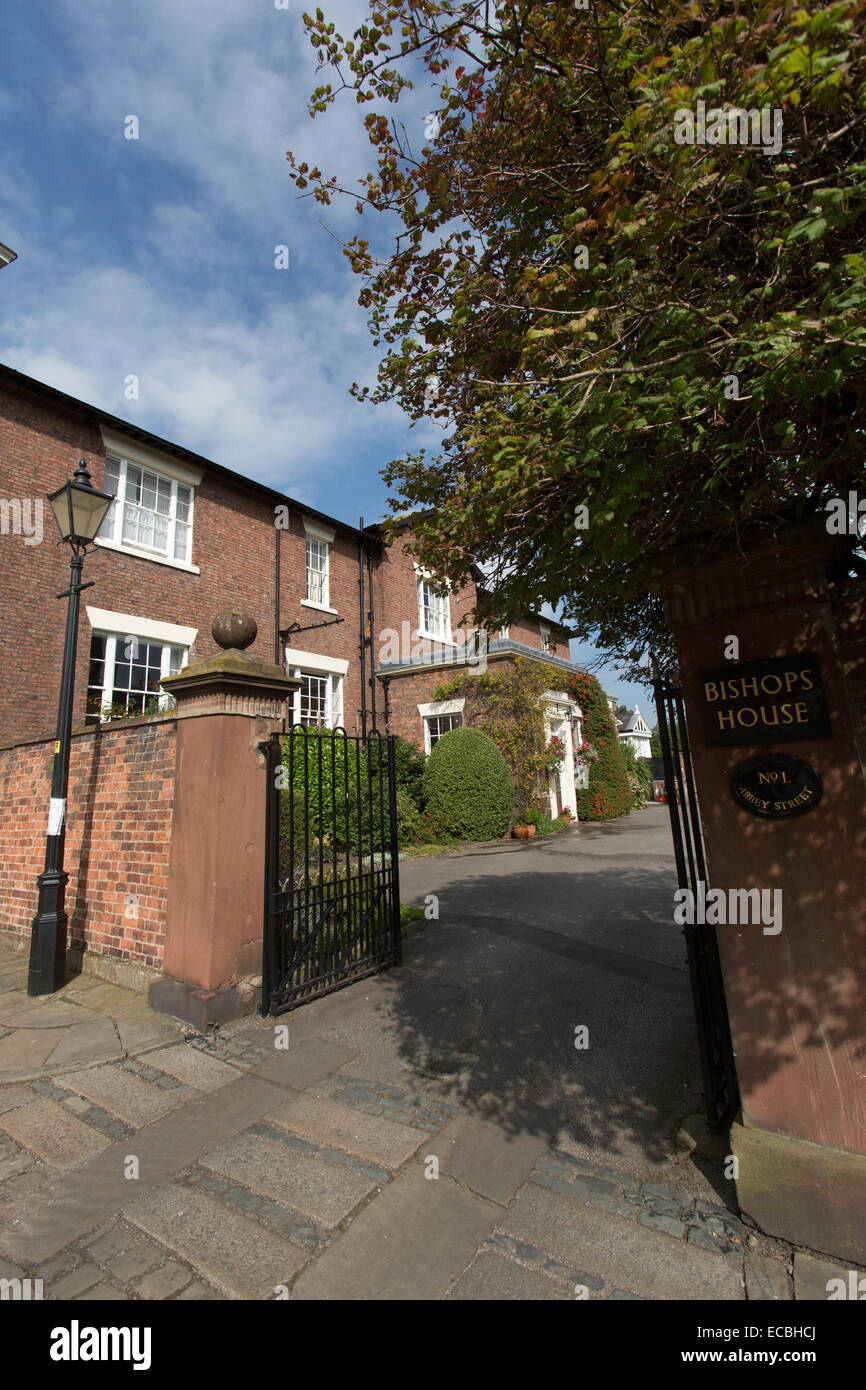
[434,657,571,818]
[566,672,632,821]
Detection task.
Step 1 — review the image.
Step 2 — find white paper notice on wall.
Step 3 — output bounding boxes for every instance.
[47,798,66,836]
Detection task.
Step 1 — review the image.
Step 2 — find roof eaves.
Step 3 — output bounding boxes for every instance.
[0,361,381,548]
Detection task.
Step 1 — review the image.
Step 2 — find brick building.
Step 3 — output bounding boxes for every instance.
[0,362,583,810]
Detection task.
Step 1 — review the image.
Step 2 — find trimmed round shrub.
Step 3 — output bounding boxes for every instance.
[422,727,514,840]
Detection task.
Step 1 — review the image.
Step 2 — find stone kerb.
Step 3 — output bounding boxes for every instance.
[149,614,299,1029]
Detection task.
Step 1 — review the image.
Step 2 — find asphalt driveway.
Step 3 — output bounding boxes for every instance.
[391,804,703,1177]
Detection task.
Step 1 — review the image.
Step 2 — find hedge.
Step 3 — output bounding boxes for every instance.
[422,726,514,840]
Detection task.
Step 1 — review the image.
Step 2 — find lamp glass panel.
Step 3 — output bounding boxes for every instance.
[48,485,73,540]
[70,486,112,541]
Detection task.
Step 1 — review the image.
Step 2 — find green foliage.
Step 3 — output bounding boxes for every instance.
[620,741,653,809]
[394,786,422,844]
[391,734,427,809]
[568,672,632,820]
[400,903,426,926]
[100,696,165,722]
[289,1,866,673]
[282,730,391,853]
[434,657,566,818]
[422,726,514,840]
[650,727,663,759]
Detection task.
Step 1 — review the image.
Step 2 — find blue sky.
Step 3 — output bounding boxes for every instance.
[0,0,654,716]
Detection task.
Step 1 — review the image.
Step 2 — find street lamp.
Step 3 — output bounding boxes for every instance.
[28,459,114,996]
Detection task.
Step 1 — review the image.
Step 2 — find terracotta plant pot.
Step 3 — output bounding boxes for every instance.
[511,824,536,839]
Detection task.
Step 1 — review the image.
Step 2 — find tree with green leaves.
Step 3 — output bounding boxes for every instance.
[289,0,866,676]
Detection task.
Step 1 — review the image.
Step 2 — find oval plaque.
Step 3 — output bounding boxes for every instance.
[730,753,823,820]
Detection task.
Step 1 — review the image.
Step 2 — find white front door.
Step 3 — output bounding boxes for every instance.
[547,705,577,818]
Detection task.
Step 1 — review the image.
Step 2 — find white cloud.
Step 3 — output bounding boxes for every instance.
[0,0,442,520]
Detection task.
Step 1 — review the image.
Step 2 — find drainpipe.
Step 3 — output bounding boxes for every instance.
[358,520,367,738]
[274,513,281,667]
[367,546,377,730]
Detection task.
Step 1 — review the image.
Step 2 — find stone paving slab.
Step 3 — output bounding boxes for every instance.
[250,1038,360,1091]
[60,983,145,1015]
[794,1251,857,1300]
[0,1147,38,1182]
[0,1098,112,1169]
[0,1074,292,1265]
[40,1020,122,1070]
[0,991,43,1016]
[745,1251,791,1300]
[434,1112,550,1207]
[113,1012,185,1054]
[264,1093,424,1170]
[0,1000,102,1029]
[146,1045,239,1091]
[498,1183,745,1301]
[201,1130,377,1228]
[0,1028,60,1075]
[61,1065,183,1127]
[447,1249,571,1300]
[0,1084,36,1115]
[126,1183,305,1298]
[291,1167,501,1301]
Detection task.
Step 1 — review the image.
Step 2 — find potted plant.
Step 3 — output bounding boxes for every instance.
[559,805,573,824]
[512,810,539,839]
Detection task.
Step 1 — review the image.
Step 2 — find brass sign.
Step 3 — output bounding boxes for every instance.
[730,753,823,819]
[698,654,831,748]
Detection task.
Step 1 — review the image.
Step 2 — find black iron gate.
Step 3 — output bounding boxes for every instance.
[651,669,740,1131]
[261,725,402,1015]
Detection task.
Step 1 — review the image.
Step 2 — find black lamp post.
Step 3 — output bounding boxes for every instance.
[28,459,113,996]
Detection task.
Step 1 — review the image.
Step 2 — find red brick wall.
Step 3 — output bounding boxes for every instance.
[381,668,454,745]
[0,381,105,744]
[372,529,480,661]
[0,717,176,970]
[836,577,866,774]
[0,377,371,743]
[279,512,368,732]
[0,375,563,750]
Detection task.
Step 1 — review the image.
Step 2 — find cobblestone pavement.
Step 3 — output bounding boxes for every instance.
[1,922,862,1303]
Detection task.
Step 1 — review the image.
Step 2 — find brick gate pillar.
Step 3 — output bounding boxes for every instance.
[148,613,298,1028]
[661,521,866,1263]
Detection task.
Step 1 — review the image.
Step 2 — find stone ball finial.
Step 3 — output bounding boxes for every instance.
[212,612,257,651]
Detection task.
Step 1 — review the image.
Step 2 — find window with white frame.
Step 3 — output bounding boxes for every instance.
[290,671,343,729]
[425,712,461,750]
[99,454,193,564]
[417,575,451,641]
[305,535,329,606]
[499,625,510,639]
[86,633,185,723]
[540,625,553,653]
